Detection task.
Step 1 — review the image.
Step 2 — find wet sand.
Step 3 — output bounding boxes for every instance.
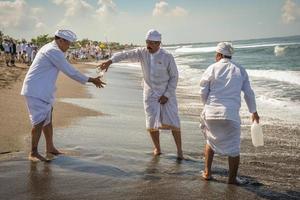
[0,62,100,154]
[0,62,299,200]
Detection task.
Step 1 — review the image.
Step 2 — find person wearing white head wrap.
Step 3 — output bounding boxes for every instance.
[55,30,77,43]
[21,30,105,162]
[216,42,234,57]
[145,29,162,41]
[199,42,260,184]
[100,29,183,160]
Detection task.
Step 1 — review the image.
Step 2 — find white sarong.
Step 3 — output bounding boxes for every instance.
[144,90,180,132]
[25,96,52,126]
[201,117,241,157]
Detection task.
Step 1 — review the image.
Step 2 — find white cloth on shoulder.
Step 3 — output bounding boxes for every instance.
[25,96,52,126]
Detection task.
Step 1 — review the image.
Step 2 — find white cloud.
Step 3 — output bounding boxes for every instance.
[170,6,188,17]
[96,0,117,17]
[153,1,188,17]
[282,0,300,24]
[52,0,93,17]
[0,0,45,31]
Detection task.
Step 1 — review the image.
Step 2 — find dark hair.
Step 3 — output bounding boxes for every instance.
[224,55,232,59]
[55,35,61,40]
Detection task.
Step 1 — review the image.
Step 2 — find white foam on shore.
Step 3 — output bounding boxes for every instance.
[174,42,300,55]
[175,46,216,55]
[235,42,300,49]
[247,69,300,86]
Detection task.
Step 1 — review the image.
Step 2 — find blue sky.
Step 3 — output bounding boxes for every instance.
[1,0,300,44]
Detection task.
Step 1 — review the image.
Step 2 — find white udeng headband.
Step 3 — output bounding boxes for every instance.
[55,30,77,42]
[145,29,162,41]
[216,42,234,56]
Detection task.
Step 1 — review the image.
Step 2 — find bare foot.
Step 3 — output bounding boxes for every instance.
[177,151,184,160]
[201,170,212,181]
[153,148,161,156]
[45,153,57,161]
[29,152,49,162]
[228,177,247,185]
[46,148,64,156]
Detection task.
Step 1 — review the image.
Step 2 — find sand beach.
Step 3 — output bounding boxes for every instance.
[0,61,299,200]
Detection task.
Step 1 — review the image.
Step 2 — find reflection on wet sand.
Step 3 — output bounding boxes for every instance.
[28,162,54,199]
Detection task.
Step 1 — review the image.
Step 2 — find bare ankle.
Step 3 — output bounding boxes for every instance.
[153,148,161,155]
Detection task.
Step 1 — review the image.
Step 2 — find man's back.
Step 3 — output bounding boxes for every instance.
[202,58,248,122]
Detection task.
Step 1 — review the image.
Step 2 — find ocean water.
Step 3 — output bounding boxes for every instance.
[164,35,300,125]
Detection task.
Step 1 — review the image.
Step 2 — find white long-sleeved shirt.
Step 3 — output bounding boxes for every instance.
[111,47,178,98]
[199,58,256,123]
[2,42,10,52]
[21,41,89,104]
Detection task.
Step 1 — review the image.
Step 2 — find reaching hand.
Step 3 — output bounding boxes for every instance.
[159,95,168,104]
[99,60,112,72]
[252,112,260,123]
[88,76,106,88]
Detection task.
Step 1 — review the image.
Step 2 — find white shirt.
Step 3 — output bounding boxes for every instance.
[16,44,21,53]
[2,42,10,52]
[26,45,32,55]
[21,43,26,52]
[111,47,178,98]
[199,58,256,123]
[21,41,89,104]
[149,49,161,85]
[111,47,180,130]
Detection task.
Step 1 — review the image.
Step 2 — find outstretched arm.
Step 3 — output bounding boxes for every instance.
[46,50,105,88]
[99,48,141,72]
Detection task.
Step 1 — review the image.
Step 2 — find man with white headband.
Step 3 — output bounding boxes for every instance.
[100,29,183,160]
[199,42,260,184]
[21,29,105,162]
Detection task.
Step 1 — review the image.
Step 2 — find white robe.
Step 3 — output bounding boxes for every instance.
[21,41,88,104]
[111,47,180,131]
[21,40,89,126]
[25,96,52,126]
[199,58,257,156]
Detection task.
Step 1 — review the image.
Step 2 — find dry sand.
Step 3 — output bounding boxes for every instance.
[0,61,101,154]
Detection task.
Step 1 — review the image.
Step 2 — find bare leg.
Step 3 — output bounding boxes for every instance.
[149,130,161,155]
[171,130,183,160]
[203,144,214,180]
[228,155,240,184]
[43,110,62,155]
[30,121,48,162]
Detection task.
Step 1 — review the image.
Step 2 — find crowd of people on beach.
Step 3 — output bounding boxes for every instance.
[66,43,111,61]
[0,39,38,67]
[0,37,112,68]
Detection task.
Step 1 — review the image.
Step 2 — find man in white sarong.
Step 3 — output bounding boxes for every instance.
[100,29,183,159]
[199,42,260,184]
[21,30,105,162]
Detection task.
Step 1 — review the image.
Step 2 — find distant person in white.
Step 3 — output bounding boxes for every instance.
[21,30,105,162]
[199,42,260,184]
[100,29,183,159]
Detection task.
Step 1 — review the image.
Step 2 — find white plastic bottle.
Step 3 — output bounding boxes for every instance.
[96,67,106,83]
[251,122,264,147]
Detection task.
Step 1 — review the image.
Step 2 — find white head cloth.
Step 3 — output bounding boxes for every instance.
[55,30,77,42]
[216,42,234,56]
[145,29,162,41]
